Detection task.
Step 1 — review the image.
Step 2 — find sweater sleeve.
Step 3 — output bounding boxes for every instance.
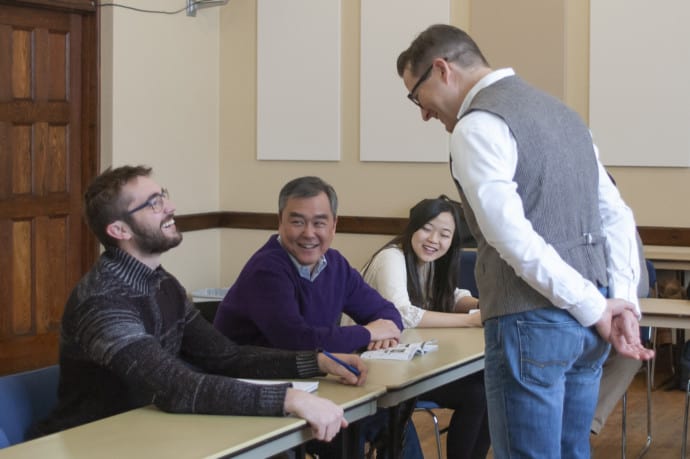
[109,338,290,416]
[180,311,322,379]
[77,298,319,417]
[362,248,425,329]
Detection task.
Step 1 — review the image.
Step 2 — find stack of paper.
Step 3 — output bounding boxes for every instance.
[360,340,439,361]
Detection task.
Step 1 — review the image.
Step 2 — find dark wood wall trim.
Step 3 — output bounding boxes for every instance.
[177,211,690,246]
[637,227,690,247]
[176,211,407,235]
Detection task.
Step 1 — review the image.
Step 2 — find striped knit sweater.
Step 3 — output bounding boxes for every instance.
[33,247,321,436]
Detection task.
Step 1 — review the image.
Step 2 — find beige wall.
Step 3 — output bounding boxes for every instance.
[100,1,221,291]
[101,0,690,289]
[218,1,470,284]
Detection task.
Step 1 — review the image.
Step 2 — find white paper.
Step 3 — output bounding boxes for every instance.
[238,378,319,393]
[360,340,438,361]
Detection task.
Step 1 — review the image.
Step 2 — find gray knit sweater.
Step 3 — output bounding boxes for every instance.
[34,248,322,436]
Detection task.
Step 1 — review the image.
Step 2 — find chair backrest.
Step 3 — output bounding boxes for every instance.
[645,259,657,296]
[0,365,59,448]
[458,250,479,298]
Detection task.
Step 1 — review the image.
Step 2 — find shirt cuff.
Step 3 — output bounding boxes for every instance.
[295,351,323,378]
[566,285,607,327]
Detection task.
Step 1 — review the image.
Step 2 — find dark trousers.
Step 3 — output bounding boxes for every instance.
[422,371,490,459]
[306,408,423,458]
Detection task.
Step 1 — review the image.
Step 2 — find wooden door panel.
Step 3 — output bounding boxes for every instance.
[9,124,31,195]
[0,217,71,337]
[9,220,31,335]
[0,3,96,375]
[35,215,72,334]
[34,122,71,194]
[46,125,69,192]
[10,29,30,99]
[46,31,68,101]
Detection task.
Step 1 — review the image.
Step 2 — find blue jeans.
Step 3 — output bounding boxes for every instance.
[484,307,610,459]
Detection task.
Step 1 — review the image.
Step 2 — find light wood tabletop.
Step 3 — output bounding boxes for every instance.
[365,327,485,408]
[640,297,690,329]
[0,329,486,459]
[644,245,690,272]
[0,379,385,459]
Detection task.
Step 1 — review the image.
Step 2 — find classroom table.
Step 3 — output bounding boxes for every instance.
[640,297,690,393]
[643,245,690,272]
[0,379,385,459]
[365,327,486,457]
[643,245,690,280]
[640,297,690,329]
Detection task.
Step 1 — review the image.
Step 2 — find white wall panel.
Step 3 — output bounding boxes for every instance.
[591,0,690,167]
[257,0,341,161]
[360,0,450,162]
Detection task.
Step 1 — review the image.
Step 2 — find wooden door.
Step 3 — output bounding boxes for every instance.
[0,1,98,375]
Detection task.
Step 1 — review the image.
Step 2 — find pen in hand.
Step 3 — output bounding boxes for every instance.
[322,350,361,377]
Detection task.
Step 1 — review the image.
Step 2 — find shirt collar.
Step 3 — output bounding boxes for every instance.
[457,67,515,119]
[103,247,163,294]
[277,235,328,282]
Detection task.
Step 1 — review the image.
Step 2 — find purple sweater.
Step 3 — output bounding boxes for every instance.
[214,235,403,353]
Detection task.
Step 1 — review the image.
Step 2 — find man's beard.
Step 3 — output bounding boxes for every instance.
[127,218,183,254]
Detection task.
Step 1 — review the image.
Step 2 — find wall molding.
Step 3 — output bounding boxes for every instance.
[176,211,690,246]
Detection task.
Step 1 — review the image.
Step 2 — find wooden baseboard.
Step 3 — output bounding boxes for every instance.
[175,211,690,247]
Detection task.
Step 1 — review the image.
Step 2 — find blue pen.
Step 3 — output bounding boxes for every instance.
[322,350,361,377]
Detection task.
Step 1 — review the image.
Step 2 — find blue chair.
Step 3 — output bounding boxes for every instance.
[0,365,60,448]
[414,400,447,459]
[639,259,657,345]
[458,250,479,298]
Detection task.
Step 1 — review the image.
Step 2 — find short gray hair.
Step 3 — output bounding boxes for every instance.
[278,176,338,217]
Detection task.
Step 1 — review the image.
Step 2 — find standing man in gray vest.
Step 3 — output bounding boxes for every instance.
[396,24,654,458]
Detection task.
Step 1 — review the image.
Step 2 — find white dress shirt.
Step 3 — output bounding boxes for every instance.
[450,68,640,327]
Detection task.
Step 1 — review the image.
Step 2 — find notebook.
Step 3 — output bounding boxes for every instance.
[360,340,439,361]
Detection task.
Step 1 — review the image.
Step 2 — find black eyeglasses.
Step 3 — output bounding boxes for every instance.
[126,188,169,215]
[407,62,435,108]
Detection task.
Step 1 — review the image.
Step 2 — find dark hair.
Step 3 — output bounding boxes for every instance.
[397,24,489,78]
[364,195,463,312]
[278,176,338,217]
[84,165,152,247]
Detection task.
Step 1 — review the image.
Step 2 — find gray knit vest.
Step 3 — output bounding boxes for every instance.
[453,75,608,320]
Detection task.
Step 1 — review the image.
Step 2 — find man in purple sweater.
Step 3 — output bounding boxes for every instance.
[214,176,415,458]
[214,176,403,353]
[33,166,367,444]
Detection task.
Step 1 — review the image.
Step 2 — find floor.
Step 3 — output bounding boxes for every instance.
[412,358,688,459]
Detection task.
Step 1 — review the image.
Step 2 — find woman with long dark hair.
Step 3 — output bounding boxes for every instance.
[362,195,490,459]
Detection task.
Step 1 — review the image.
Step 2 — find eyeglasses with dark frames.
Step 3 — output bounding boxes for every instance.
[407,62,435,108]
[407,55,460,108]
[126,188,169,215]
